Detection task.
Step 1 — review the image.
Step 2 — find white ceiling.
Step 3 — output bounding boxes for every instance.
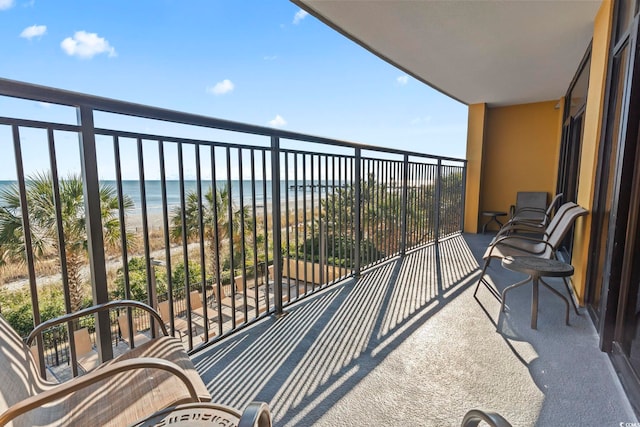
[294,0,602,106]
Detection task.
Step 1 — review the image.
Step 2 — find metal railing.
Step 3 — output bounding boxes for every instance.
[0,78,466,377]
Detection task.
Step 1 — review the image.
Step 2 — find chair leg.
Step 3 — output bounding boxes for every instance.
[562,277,581,315]
[474,259,490,297]
[475,258,502,302]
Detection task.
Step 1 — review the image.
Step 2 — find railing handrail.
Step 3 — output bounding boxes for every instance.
[0,77,468,371]
[0,77,466,164]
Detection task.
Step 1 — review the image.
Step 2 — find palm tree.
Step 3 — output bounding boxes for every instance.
[0,172,133,312]
[170,185,254,284]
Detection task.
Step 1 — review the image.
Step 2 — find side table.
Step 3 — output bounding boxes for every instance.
[500,256,575,329]
[132,402,272,427]
[481,211,507,233]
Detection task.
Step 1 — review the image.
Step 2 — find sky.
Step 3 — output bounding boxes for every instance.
[0,0,468,180]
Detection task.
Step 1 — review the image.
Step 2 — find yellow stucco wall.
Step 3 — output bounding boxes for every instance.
[480,101,563,218]
[464,103,486,233]
[571,0,614,303]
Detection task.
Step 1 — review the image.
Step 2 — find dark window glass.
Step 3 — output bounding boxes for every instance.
[589,43,630,312]
[616,0,637,43]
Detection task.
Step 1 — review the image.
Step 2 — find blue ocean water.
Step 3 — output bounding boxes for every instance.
[0,179,331,214]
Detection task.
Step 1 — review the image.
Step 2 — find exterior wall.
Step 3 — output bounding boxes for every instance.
[464,103,487,233]
[479,101,563,217]
[571,0,614,303]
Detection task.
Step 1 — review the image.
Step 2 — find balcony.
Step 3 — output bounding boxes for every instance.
[0,78,635,425]
[191,233,634,425]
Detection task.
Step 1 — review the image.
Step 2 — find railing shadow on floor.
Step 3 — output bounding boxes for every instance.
[192,233,481,425]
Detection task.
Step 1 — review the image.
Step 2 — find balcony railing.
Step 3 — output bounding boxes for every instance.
[0,78,466,379]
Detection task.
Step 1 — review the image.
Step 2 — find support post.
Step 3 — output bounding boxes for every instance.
[354,148,362,277]
[434,159,442,243]
[270,137,284,316]
[77,105,113,362]
[460,161,467,232]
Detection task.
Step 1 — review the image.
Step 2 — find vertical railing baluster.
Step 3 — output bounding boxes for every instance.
[158,140,176,335]
[225,147,236,326]
[77,106,113,363]
[302,154,307,292]
[195,144,209,340]
[435,159,442,243]
[312,154,316,292]
[284,152,291,302]
[12,125,45,376]
[238,148,248,322]
[401,154,409,256]
[354,148,361,277]
[261,150,269,310]
[46,128,77,377]
[337,156,343,278]
[270,137,283,316]
[293,154,299,297]
[461,162,467,232]
[250,149,259,318]
[178,143,193,351]
[211,147,223,336]
[114,137,133,346]
[137,137,157,338]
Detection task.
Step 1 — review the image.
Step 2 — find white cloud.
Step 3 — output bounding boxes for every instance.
[206,79,235,95]
[263,55,278,61]
[397,75,409,85]
[37,101,52,109]
[0,0,14,10]
[60,31,116,59]
[293,9,308,24]
[269,115,287,127]
[410,116,432,125]
[20,25,46,40]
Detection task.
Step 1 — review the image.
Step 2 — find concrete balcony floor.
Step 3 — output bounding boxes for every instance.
[192,233,637,426]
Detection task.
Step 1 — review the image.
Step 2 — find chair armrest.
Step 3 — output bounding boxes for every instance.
[486,234,553,258]
[27,300,168,346]
[495,221,547,238]
[238,402,272,427]
[0,357,200,426]
[461,409,512,427]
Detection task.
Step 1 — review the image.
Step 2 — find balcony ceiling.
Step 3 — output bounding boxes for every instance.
[294,0,601,106]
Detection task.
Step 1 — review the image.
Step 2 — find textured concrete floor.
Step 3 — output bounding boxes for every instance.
[192,233,637,426]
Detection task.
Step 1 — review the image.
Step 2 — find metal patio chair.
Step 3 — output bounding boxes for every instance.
[0,300,211,426]
[497,193,563,237]
[475,202,588,313]
[508,191,548,224]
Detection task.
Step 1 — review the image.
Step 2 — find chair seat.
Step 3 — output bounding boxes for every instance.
[483,238,550,260]
[75,337,210,426]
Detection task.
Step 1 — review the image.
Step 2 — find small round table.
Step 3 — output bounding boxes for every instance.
[500,256,574,329]
[481,211,507,233]
[132,402,271,427]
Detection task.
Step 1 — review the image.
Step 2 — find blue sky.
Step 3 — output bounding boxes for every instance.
[0,0,468,180]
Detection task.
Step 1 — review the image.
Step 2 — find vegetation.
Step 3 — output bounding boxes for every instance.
[0,172,133,313]
[169,185,255,285]
[0,165,464,364]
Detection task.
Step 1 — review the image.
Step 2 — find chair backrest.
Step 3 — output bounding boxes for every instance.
[540,201,577,238]
[213,283,230,302]
[545,193,563,218]
[546,204,589,250]
[513,191,548,220]
[189,290,203,310]
[117,313,130,338]
[0,315,50,420]
[157,300,171,323]
[73,328,93,357]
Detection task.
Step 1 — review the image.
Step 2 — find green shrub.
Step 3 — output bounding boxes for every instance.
[112,257,168,302]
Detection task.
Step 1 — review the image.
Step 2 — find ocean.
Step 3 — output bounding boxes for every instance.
[0,179,333,214]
